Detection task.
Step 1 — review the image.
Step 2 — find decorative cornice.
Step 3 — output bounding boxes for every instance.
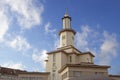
[79,52,95,57]
[47,45,81,55]
[58,64,110,73]
[62,16,71,21]
[47,50,67,54]
[59,29,76,35]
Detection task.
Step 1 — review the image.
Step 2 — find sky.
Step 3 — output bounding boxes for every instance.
[0,0,120,75]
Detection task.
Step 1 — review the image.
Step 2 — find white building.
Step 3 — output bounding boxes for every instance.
[45,12,120,80]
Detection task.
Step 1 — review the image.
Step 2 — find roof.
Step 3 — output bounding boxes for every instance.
[47,45,95,57]
[59,64,110,73]
[109,75,120,77]
[47,49,67,54]
[0,66,26,75]
[79,51,95,57]
[62,14,71,21]
[0,67,50,76]
[57,45,81,53]
[47,45,81,54]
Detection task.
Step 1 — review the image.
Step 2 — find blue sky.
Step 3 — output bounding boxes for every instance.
[0,0,120,75]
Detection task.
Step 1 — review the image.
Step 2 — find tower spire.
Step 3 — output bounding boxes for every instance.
[64,8,68,17]
[66,8,68,14]
[59,10,76,47]
[64,8,69,17]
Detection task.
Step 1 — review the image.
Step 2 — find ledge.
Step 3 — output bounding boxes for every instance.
[59,29,76,35]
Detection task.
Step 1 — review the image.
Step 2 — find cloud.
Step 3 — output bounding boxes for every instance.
[0,0,44,46]
[75,25,119,65]
[2,62,25,70]
[8,36,31,52]
[0,6,10,42]
[75,25,92,51]
[45,22,56,33]
[44,22,59,49]
[99,31,119,65]
[32,49,48,71]
[54,39,60,49]
[1,0,44,29]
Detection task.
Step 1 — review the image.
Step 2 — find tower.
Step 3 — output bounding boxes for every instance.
[59,11,76,47]
[45,9,120,80]
[46,11,105,80]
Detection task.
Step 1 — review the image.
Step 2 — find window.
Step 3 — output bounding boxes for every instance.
[87,58,89,63]
[72,36,74,40]
[52,63,56,69]
[53,73,55,80]
[20,77,42,80]
[62,35,65,40]
[95,72,104,75]
[70,56,72,62]
[53,53,56,62]
[62,72,68,80]
[53,63,56,66]
[74,71,82,76]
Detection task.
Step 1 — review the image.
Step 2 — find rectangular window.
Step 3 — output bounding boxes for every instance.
[62,72,68,80]
[95,72,104,75]
[74,71,81,76]
[62,35,65,40]
[70,56,72,62]
[53,53,56,62]
[20,77,42,80]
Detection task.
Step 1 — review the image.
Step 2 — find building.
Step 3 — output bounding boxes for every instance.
[18,72,50,80]
[0,66,50,80]
[0,12,120,80]
[45,12,120,80]
[0,66,26,80]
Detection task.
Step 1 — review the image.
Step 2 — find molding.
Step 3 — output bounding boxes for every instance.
[62,16,71,21]
[59,29,76,35]
[59,64,110,73]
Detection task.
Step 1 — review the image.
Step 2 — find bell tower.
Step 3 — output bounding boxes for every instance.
[59,11,76,47]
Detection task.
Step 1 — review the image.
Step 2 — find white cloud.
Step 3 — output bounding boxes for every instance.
[44,22,58,49]
[0,6,10,42]
[32,49,48,70]
[2,62,25,70]
[75,25,91,51]
[45,22,56,33]
[99,31,119,65]
[8,36,31,52]
[0,0,44,49]
[54,39,60,49]
[0,0,44,29]
[75,25,119,65]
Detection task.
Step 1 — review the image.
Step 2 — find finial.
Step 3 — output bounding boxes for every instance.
[66,8,68,15]
[64,8,69,17]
